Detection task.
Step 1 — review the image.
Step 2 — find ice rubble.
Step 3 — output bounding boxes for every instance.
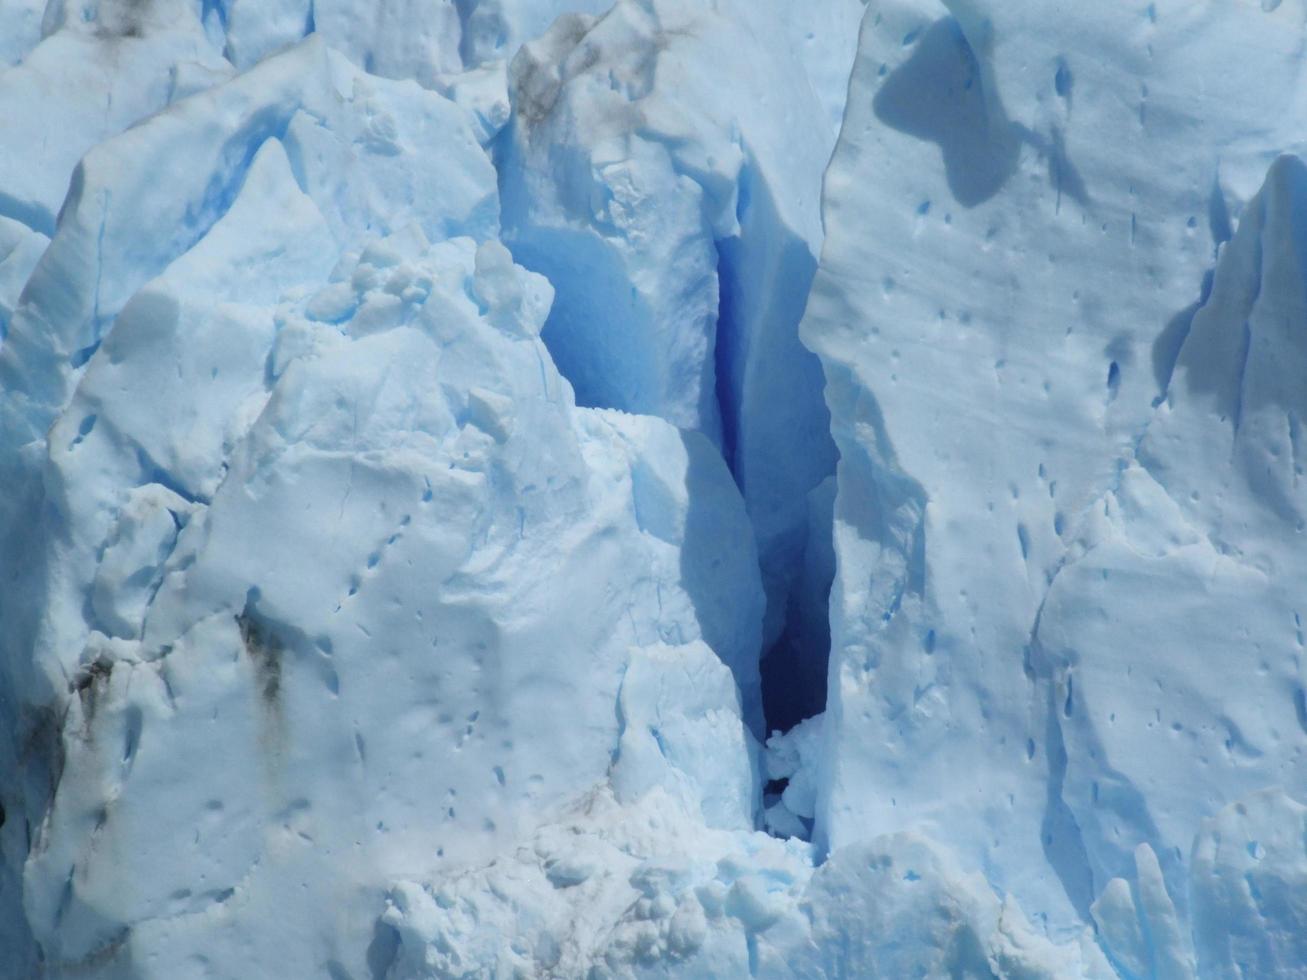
[2,0,1307,977]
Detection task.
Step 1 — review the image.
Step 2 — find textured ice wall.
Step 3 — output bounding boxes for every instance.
[4,0,1307,977]
[803,0,1307,958]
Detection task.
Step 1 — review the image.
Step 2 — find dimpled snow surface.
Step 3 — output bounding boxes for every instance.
[0,1,1305,978]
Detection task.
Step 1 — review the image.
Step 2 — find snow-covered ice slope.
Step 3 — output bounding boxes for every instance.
[4,0,1307,976]
[804,0,1307,953]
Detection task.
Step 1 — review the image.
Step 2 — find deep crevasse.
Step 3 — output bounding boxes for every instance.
[0,1,1306,977]
[494,0,850,729]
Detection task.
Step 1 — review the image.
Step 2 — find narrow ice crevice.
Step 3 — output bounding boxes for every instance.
[497,131,838,756]
[491,3,853,771]
[712,152,838,742]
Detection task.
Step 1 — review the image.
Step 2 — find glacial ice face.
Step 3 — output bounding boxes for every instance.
[5,0,1307,976]
[1040,155,1307,973]
[803,0,1307,949]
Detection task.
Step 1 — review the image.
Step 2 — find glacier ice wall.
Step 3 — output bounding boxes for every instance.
[2,0,1307,977]
[802,0,1307,962]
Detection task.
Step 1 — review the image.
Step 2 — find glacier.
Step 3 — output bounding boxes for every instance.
[1,0,1306,977]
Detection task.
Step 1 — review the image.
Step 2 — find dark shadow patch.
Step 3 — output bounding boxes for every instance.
[94,0,152,40]
[1103,334,1132,404]
[713,241,743,472]
[1152,268,1214,396]
[366,919,401,980]
[873,17,1022,208]
[1054,59,1073,104]
[758,477,836,735]
[1175,198,1265,429]
[711,152,839,740]
[1177,156,1307,443]
[759,622,829,736]
[70,657,114,726]
[506,222,665,421]
[1208,173,1233,249]
[1036,661,1095,918]
[1047,127,1090,211]
[678,430,765,735]
[17,703,65,812]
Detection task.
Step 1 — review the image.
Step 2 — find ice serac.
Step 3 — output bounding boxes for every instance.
[803,0,1307,939]
[0,1,233,238]
[0,36,497,697]
[25,236,760,975]
[497,0,860,707]
[0,36,765,975]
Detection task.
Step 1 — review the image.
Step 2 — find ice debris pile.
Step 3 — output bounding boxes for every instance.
[1,0,1306,977]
